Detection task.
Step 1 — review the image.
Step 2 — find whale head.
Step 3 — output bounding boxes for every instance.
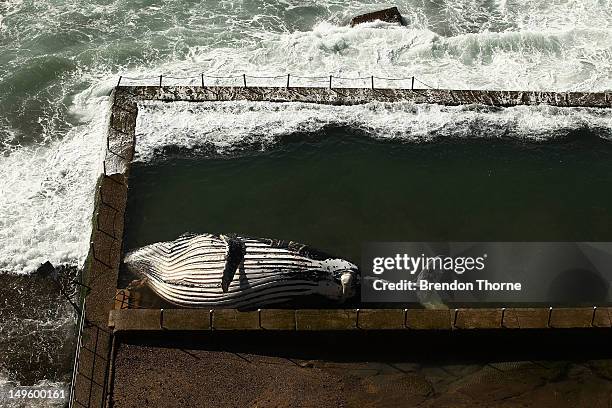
[123,246,163,281]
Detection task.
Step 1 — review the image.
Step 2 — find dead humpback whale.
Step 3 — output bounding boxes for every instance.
[123,233,359,308]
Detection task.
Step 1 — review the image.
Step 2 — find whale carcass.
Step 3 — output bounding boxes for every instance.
[123,233,359,308]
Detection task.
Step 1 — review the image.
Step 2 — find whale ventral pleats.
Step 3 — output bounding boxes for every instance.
[350,7,405,27]
[122,233,360,308]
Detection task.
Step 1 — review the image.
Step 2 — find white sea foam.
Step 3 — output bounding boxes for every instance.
[120,12,612,92]
[0,0,23,31]
[0,87,109,274]
[134,100,612,162]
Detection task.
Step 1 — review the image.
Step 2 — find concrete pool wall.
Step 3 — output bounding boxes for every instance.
[68,84,612,408]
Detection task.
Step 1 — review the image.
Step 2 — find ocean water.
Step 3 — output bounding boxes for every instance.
[0,0,611,399]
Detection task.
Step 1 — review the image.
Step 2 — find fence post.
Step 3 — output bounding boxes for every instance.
[286,74,290,88]
[329,75,332,89]
[117,76,122,87]
[411,76,415,90]
[243,74,247,87]
[547,307,553,328]
[159,75,163,88]
[371,75,374,90]
[201,73,204,87]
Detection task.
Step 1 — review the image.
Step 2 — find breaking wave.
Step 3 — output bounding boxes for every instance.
[134,100,612,162]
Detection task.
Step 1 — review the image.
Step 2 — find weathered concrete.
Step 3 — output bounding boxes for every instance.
[296,310,358,330]
[116,85,612,108]
[106,307,611,332]
[357,309,405,330]
[260,309,296,330]
[212,309,260,330]
[454,308,503,329]
[502,308,551,329]
[109,309,161,332]
[162,309,211,331]
[407,309,453,330]
[111,331,612,408]
[70,89,135,408]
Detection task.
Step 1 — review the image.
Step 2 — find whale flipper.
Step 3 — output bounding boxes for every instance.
[221,235,246,292]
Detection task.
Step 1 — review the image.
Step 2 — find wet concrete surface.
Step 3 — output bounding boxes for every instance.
[112,330,612,407]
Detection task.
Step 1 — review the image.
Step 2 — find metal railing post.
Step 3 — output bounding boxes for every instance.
[547,307,553,328]
[159,75,162,87]
[201,73,204,87]
[286,74,290,88]
[117,76,122,87]
[243,74,247,87]
[329,75,332,89]
[371,75,374,89]
[411,76,414,90]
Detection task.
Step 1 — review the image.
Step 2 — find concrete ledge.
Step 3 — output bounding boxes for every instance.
[593,307,612,328]
[357,309,405,329]
[99,175,128,210]
[162,309,211,331]
[212,309,259,330]
[109,309,161,332]
[110,106,137,135]
[260,309,295,330]
[406,309,452,329]
[96,203,118,239]
[295,309,357,330]
[91,232,116,268]
[550,308,594,328]
[106,308,612,332]
[502,308,550,329]
[455,308,503,329]
[107,129,134,162]
[116,85,612,109]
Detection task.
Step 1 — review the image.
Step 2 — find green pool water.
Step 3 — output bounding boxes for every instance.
[124,128,612,265]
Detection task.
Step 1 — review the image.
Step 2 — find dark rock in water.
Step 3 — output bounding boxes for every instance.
[35,261,56,279]
[350,7,405,27]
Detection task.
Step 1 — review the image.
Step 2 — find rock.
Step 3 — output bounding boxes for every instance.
[350,7,405,27]
[35,261,56,279]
